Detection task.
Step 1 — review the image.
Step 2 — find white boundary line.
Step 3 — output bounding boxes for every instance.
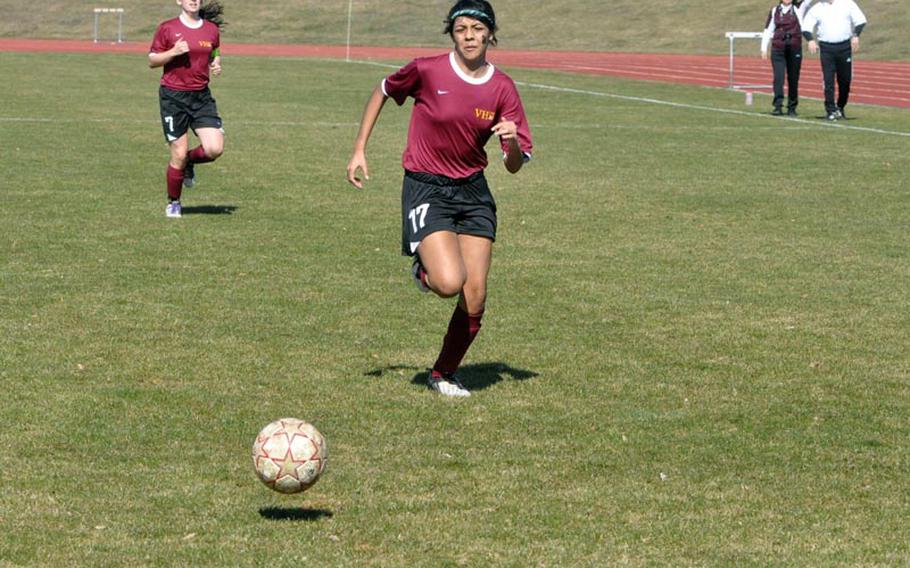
[0,117,357,128]
[516,81,910,138]
[345,58,910,138]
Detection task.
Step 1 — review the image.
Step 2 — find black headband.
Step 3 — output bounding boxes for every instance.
[449,8,494,30]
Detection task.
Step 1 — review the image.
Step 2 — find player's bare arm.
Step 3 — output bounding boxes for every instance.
[492,119,523,173]
[209,55,222,77]
[347,84,389,189]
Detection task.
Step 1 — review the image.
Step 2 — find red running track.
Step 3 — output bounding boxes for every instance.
[2,38,908,108]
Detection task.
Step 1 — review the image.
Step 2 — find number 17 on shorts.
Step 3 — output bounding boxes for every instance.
[404,203,430,254]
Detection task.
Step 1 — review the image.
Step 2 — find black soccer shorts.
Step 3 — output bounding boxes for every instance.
[400,170,497,256]
[158,86,223,143]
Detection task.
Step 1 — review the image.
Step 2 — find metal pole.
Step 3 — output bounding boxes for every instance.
[118,10,123,43]
[345,0,353,62]
[729,35,735,88]
[93,10,99,43]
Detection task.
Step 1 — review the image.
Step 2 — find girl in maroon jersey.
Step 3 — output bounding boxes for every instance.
[149,0,226,218]
[346,0,533,397]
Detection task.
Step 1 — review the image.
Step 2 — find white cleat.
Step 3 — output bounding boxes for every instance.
[428,373,471,397]
[165,201,182,218]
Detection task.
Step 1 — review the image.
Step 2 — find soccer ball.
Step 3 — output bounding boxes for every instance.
[252,418,328,494]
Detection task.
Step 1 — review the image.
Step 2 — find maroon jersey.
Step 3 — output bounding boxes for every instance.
[149,16,220,91]
[383,52,533,180]
[768,2,803,50]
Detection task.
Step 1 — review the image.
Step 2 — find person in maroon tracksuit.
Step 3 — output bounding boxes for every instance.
[346,0,533,398]
[761,0,812,116]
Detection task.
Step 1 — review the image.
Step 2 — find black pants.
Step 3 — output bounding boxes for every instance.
[771,45,802,111]
[819,40,853,113]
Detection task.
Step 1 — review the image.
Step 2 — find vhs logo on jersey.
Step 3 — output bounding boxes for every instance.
[474,108,495,121]
[199,40,213,48]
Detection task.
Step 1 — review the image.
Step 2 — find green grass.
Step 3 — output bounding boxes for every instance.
[1,0,908,59]
[2,51,910,566]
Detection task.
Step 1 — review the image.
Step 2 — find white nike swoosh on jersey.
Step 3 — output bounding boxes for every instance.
[437,90,450,95]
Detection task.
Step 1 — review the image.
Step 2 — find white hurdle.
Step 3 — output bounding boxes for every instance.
[724,31,771,90]
[93,8,124,43]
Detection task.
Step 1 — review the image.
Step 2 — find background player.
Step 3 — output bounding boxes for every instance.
[149,0,226,218]
[346,0,533,397]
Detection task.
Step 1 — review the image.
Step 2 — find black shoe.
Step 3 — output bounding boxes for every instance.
[771,108,783,116]
[183,162,195,189]
[787,108,798,117]
[826,112,838,121]
[836,108,846,120]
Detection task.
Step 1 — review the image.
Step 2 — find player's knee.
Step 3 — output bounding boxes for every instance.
[170,150,189,169]
[433,281,464,298]
[207,144,224,160]
[431,271,466,298]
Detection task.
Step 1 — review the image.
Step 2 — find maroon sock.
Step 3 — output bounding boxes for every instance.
[432,305,484,376]
[188,145,214,164]
[166,165,184,201]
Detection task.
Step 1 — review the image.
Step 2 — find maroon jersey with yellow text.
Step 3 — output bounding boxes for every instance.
[150,16,220,91]
[383,52,533,180]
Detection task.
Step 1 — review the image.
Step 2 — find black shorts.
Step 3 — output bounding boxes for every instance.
[158,86,223,143]
[400,170,497,256]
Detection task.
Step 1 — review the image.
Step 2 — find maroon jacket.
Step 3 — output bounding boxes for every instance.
[765,1,803,51]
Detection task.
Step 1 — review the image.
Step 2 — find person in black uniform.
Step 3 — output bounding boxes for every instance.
[761,0,812,116]
[802,0,867,121]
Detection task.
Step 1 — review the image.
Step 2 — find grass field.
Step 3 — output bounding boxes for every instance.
[2,50,910,566]
[2,0,909,59]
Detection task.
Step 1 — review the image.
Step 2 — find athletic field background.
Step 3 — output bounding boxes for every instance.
[2,3,910,567]
[1,0,908,59]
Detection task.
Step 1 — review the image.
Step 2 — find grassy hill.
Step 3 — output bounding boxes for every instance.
[1,0,907,59]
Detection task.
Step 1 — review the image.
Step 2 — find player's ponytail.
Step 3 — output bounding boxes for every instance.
[199,1,227,30]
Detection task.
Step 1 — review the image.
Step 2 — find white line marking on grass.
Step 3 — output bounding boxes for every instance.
[0,117,56,123]
[533,124,822,132]
[241,120,358,128]
[515,81,910,138]
[0,117,357,128]
[345,59,399,69]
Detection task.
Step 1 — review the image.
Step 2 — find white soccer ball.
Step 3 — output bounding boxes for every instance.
[252,418,328,494]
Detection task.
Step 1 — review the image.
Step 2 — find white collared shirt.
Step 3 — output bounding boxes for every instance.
[803,0,867,43]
